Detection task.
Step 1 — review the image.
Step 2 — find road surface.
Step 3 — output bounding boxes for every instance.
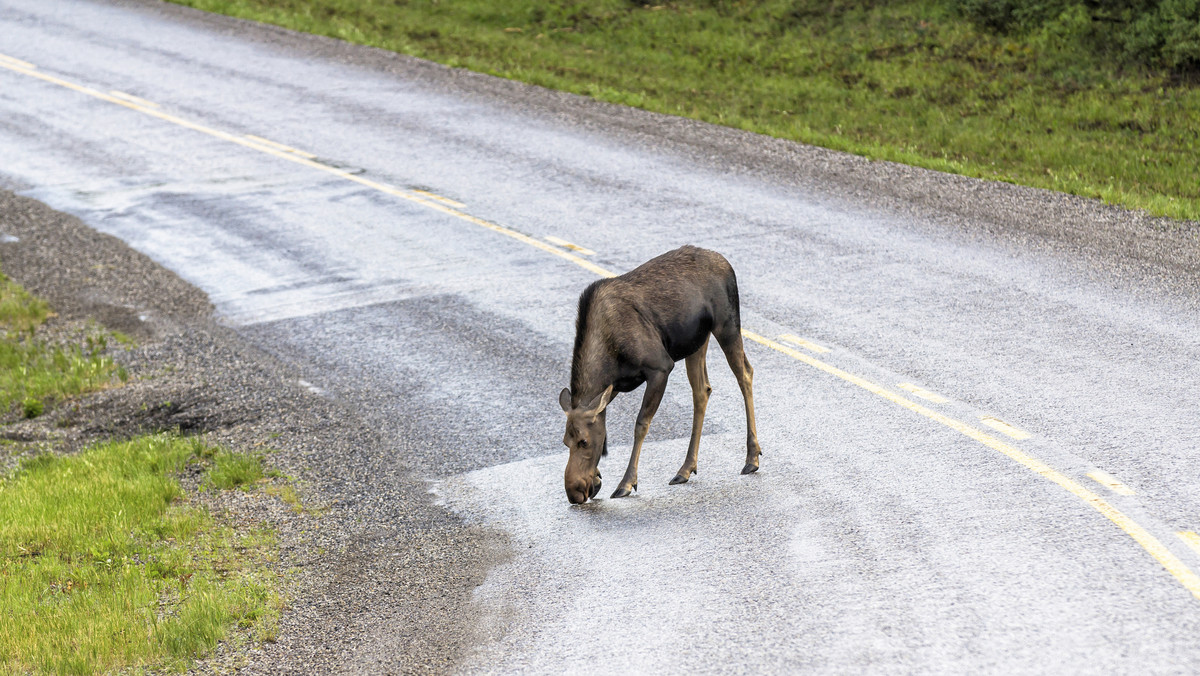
[3,0,1200,672]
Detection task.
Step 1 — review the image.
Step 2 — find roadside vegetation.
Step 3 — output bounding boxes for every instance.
[1,270,125,418]
[1,270,287,673]
[167,0,1200,221]
[0,435,282,674]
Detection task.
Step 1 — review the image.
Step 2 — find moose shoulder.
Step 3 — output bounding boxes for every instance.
[558,245,761,504]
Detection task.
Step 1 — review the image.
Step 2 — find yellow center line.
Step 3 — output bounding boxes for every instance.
[0,54,616,281]
[0,54,35,69]
[109,90,160,108]
[896,382,950,404]
[778,333,830,353]
[412,189,466,208]
[4,52,1197,601]
[244,134,316,159]
[979,415,1033,440]
[545,235,597,256]
[1088,470,1136,496]
[1178,532,1200,557]
[742,330,1200,600]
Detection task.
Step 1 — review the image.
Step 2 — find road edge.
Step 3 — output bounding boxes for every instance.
[0,188,507,674]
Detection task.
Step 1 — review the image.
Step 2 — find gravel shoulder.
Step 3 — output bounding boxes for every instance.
[0,189,505,674]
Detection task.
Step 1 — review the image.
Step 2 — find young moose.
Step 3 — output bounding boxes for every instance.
[559,245,761,504]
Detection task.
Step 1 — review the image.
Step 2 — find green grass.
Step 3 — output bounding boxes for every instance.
[265,482,305,513]
[1,270,125,416]
[0,434,282,674]
[208,451,313,512]
[0,272,49,335]
[167,0,1199,220]
[205,449,265,490]
[0,270,293,672]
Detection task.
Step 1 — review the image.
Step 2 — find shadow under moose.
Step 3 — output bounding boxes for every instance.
[559,245,762,504]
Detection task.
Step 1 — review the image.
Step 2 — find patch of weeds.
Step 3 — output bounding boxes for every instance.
[204,450,266,491]
[0,271,50,334]
[0,434,282,674]
[21,397,43,419]
[264,483,306,514]
[1,268,123,415]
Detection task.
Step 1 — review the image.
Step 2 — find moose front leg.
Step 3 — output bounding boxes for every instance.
[612,369,670,498]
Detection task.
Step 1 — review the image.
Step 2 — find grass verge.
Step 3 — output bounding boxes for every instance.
[0,435,283,674]
[1,270,293,673]
[0,270,125,417]
[167,0,1199,221]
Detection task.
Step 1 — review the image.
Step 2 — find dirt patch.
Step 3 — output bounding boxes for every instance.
[0,190,503,673]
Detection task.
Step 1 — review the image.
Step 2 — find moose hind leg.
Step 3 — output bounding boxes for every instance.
[671,339,711,486]
[716,329,762,474]
[612,369,670,498]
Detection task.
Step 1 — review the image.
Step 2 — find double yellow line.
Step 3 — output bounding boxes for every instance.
[3,52,1197,600]
[738,332,1200,598]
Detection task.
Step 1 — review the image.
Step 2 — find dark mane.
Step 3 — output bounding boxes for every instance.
[570,278,605,397]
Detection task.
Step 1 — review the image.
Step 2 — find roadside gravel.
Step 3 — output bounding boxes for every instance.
[0,189,504,674]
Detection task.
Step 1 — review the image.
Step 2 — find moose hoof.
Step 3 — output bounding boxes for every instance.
[741,462,759,475]
[669,474,689,485]
[611,486,632,499]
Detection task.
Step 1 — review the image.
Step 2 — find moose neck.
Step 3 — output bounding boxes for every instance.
[570,329,616,407]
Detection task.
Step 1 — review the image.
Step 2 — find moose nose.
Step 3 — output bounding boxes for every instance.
[566,475,593,504]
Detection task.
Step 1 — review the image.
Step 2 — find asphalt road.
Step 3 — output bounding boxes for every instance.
[3,1,1200,672]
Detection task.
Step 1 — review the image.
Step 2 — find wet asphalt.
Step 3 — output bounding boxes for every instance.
[3,0,1200,672]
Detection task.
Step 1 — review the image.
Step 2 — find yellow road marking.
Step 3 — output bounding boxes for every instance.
[412,189,466,208]
[1178,532,1200,557]
[0,53,35,69]
[979,416,1032,440]
[0,54,617,280]
[1088,470,1136,496]
[244,134,316,159]
[742,329,1200,601]
[544,235,596,256]
[778,334,830,353]
[5,51,1198,601]
[896,382,949,404]
[109,90,160,108]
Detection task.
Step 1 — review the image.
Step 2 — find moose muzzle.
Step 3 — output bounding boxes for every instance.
[565,471,602,504]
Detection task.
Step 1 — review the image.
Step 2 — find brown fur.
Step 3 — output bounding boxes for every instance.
[559,245,762,504]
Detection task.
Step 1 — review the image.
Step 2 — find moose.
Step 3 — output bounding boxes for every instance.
[559,245,762,504]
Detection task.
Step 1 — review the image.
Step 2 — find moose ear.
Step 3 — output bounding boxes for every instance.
[583,384,614,418]
[559,388,572,413]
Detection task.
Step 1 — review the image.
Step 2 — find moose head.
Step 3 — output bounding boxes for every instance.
[559,384,613,504]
